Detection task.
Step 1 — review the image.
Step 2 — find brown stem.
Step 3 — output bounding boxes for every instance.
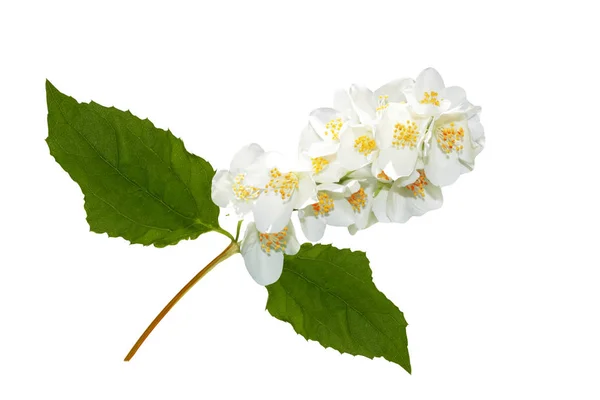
[124,241,240,361]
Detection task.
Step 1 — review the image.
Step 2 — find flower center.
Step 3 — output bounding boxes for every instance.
[232,174,260,201]
[311,157,329,174]
[259,226,288,254]
[347,188,367,212]
[376,94,389,112]
[437,122,465,154]
[312,192,334,216]
[324,117,343,141]
[264,168,299,200]
[392,120,419,149]
[406,170,428,198]
[420,91,440,106]
[354,135,377,156]
[377,170,391,181]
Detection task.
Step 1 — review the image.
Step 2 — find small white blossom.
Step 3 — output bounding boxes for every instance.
[241,221,300,286]
[211,144,265,217]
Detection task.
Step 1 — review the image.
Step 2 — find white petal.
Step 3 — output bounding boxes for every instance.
[309,108,342,140]
[347,165,374,180]
[285,221,301,255]
[377,147,419,181]
[396,170,420,187]
[211,170,234,208]
[333,89,358,121]
[293,174,316,209]
[352,186,374,230]
[468,111,485,156]
[441,86,467,112]
[406,181,443,217]
[375,78,414,103]
[424,130,461,187]
[253,194,294,233]
[306,141,340,158]
[317,181,358,195]
[414,67,445,99]
[456,121,477,169]
[372,187,391,223]
[386,187,412,223]
[314,160,348,183]
[240,223,284,286]
[349,84,376,122]
[326,199,355,227]
[338,125,375,170]
[299,124,322,154]
[298,207,326,242]
[230,143,264,174]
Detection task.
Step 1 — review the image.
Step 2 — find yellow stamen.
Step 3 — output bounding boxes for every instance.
[311,157,329,174]
[392,120,419,149]
[347,188,367,212]
[311,192,334,216]
[259,226,289,254]
[324,117,343,141]
[354,135,377,156]
[437,122,465,154]
[377,171,391,181]
[406,170,428,198]
[376,94,389,112]
[232,173,260,200]
[420,91,440,106]
[264,168,299,200]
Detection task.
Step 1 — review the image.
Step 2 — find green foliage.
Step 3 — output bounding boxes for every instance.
[46,81,226,247]
[266,244,411,372]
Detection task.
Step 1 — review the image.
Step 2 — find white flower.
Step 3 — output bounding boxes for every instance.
[394,68,485,187]
[423,106,485,186]
[405,67,469,118]
[241,221,300,286]
[344,166,379,235]
[374,102,430,181]
[298,123,348,183]
[211,144,265,217]
[372,169,443,223]
[335,79,418,177]
[249,151,315,233]
[349,79,415,120]
[338,124,378,171]
[299,87,378,183]
[298,180,366,241]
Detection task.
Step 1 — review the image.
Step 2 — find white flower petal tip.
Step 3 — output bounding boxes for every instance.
[241,222,299,286]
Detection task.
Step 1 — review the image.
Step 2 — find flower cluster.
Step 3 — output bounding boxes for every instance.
[212,68,484,285]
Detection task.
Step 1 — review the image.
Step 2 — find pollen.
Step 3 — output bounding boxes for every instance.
[376,94,389,112]
[259,226,289,254]
[406,170,428,198]
[377,170,391,181]
[311,192,334,216]
[324,117,343,141]
[354,135,377,156]
[347,188,367,212]
[420,91,440,106]
[437,122,465,154]
[232,173,260,201]
[311,157,329,174]
[392,120,419,149]
[264,168,299,200]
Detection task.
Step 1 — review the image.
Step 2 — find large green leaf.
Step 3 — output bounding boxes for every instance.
[266,244,411,372]
[46,81,227,247]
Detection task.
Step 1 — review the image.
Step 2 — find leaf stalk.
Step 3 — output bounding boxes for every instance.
[124,240,240,361]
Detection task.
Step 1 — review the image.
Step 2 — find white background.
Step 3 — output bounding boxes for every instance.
[1,1,599,399]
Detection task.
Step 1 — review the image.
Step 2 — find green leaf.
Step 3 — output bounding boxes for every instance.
[266,244,411,372]
[46,81,228,247]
